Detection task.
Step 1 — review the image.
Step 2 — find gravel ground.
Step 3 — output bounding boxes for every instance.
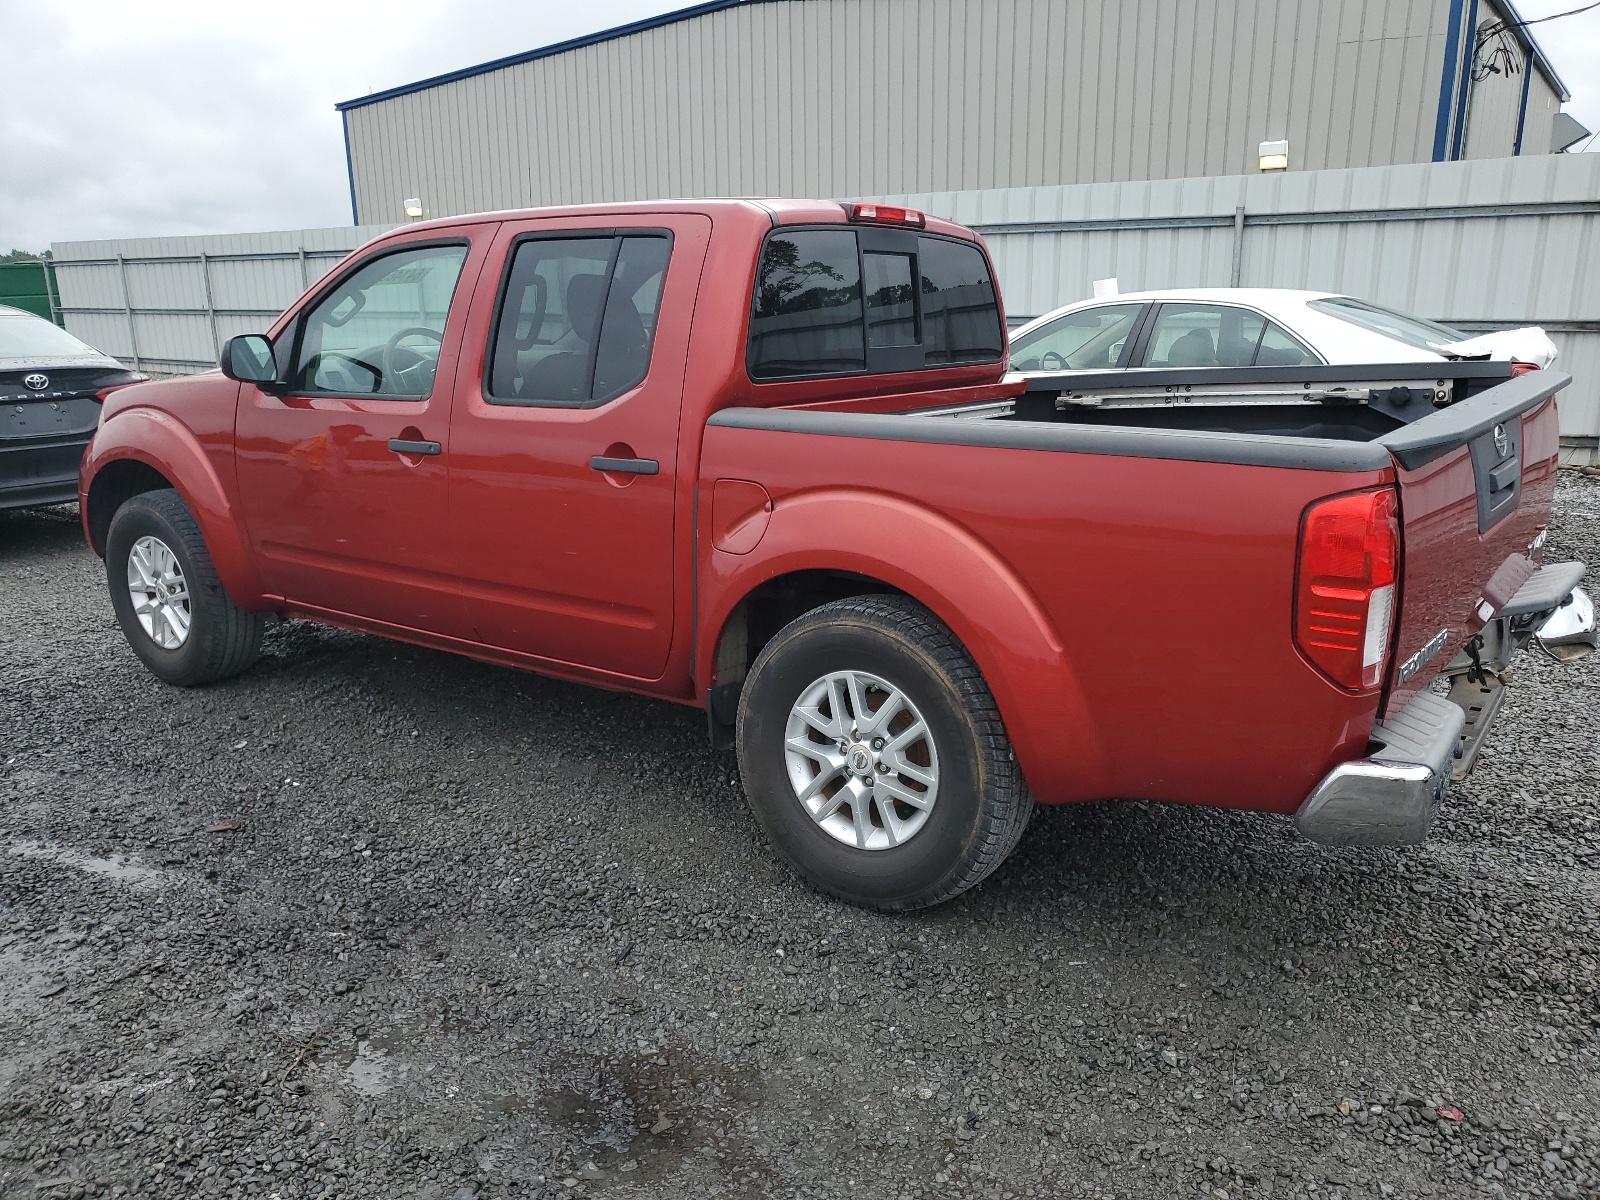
[2,475,1598,1200]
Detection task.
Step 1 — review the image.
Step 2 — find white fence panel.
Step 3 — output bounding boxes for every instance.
[50,224,395,376]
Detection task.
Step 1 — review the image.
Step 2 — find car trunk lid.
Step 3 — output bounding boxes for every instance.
[0,365,141,441]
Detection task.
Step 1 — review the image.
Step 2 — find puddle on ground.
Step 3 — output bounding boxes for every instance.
[538,1046,773,1190]
[9,840,168,888]
[343,1038,406,1096]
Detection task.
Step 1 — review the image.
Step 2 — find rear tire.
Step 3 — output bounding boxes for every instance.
[736,595,1032,911]
[106,489,264,686]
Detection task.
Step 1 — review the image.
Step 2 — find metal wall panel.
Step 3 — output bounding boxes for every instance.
[343,0,1472,226]
[883,153,1600,458]
[1523,69,1563,154]
[1463,23,1525,160]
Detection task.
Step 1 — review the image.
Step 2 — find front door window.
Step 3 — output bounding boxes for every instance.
[292,244,469,396]
[1008,303,1143,371]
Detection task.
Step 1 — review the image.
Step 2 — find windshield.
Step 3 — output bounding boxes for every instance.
[1309,297,1465,353]
[0,313,98,359]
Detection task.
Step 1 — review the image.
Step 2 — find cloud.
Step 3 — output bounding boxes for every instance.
[3,0,1595,254]
[1515,0,1600,144]
[0,0,674,251]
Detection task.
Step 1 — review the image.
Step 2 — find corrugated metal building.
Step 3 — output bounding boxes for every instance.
[338,0,1576,226]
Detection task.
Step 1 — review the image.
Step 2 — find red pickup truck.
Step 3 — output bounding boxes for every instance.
[80,199,1584,910]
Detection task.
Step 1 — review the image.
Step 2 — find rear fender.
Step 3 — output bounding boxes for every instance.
[699,487,1106,802]
[82,407,269,608]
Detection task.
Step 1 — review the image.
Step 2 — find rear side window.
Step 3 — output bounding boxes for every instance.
[1140,304,1266,367]
[1255,321,1320,366]
[747,227,1002,380]
[488,233,672,405]
[1138,303,1321,368]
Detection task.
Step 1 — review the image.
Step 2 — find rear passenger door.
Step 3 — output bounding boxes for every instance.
[445,214,711,680]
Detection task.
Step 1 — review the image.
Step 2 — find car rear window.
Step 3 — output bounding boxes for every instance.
[1308,297,1465,354]
[747,228,1003,380]
[0,313,97,359]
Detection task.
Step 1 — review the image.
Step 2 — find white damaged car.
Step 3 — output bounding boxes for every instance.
[1007,288,1558,376]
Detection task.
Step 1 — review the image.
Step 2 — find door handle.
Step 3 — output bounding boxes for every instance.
[590,455,659,476]
[389,438,442,456]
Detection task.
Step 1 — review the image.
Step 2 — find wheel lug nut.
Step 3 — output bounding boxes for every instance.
[871,738,884,750]
[877,763,890,774]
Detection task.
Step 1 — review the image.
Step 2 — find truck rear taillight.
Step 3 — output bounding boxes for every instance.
[844,203,926,228]
[1295,487,1399,691]
[1510,360,1540,377]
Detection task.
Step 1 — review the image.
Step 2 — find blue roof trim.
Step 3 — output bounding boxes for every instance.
[335,0,754,112]
[1433,0,1467,161]
[1513,38,1535,154]
[341,110,360,225]
[1450,0,1481,160]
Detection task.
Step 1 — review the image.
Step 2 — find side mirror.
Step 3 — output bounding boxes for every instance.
[220,334,281,387]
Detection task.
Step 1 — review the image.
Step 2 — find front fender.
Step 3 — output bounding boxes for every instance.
[81,406,270,609]
[698,487,1107,803]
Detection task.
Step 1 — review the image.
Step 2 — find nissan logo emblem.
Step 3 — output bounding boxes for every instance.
[1492,423,1509,458]
[22,373,49,391]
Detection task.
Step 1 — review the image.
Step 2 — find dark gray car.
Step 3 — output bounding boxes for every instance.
[0,304,142,511]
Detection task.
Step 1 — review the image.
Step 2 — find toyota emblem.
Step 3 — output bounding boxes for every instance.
[22,373,49,391]
[1492,423,1509,458]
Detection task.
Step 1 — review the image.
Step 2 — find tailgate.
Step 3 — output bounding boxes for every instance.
[1378,369,1569,713]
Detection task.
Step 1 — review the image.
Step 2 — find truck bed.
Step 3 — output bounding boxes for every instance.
[702,362,1569,808]
[920,361,1521,444]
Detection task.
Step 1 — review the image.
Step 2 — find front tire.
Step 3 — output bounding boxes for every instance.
[106,489,264,686]
[736,595,1032,911]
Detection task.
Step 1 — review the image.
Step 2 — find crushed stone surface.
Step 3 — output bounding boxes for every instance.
[2,475,1598,1200]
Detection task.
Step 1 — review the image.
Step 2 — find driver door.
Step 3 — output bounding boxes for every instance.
[235,232,491,637]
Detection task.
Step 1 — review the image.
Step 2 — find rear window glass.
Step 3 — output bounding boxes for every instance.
[748,230,865,379]
[1309,297,1464,353]
[864,252,917,348]
[918,236,1004,365]
[747,228,1003,379]
[0,313,97,359]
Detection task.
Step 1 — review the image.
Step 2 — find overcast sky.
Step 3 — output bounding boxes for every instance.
[2,0,1596,253]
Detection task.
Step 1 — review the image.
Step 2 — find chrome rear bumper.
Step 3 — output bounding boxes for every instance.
[1538,585,1596,659]
[1293,691,1465,847]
